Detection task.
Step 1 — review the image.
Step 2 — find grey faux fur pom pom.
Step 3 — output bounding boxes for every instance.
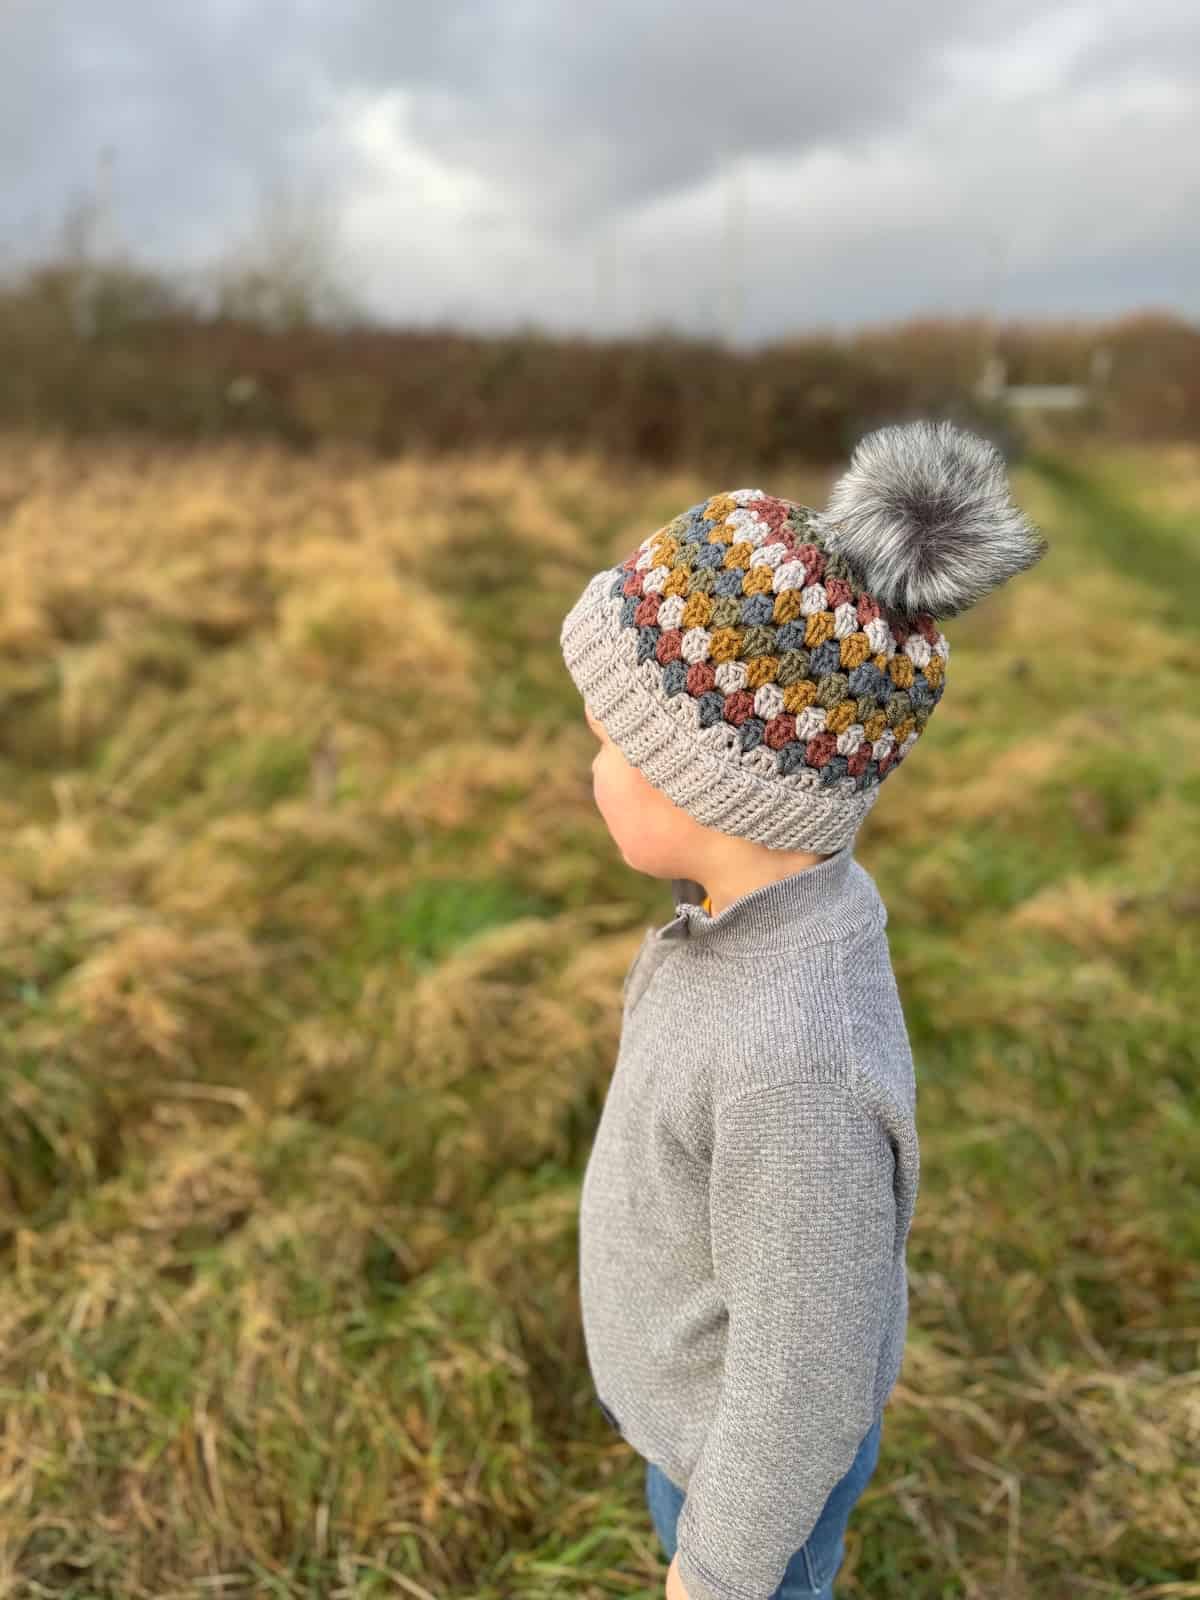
[818,420,1048,619]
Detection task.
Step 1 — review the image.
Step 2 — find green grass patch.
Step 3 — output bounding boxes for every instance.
[359,875,555,969]
[1029,448,1200,623]
[204,734,312,806]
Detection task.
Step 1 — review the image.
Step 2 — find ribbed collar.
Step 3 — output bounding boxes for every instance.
[657,844,865,954]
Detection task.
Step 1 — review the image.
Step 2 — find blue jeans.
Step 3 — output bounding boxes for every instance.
[643,1416,882,1600]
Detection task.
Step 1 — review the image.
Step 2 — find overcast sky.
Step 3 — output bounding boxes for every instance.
[4,0,1198,341]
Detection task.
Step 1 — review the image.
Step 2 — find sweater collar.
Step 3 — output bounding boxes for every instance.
[658,844,863,953]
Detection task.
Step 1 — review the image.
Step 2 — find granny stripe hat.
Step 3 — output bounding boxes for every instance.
[561,421,1047,854]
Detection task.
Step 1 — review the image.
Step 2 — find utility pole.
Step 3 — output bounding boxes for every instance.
[976,224,1009,403]
[720,151,746,349]
[594,236,615,336]
[95,145,117,260]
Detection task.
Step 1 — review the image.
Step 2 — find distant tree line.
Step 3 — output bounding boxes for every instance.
[0,252,1195,466]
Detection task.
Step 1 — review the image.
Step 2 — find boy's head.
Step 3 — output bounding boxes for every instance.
[583,698,829,890]
[563,420,1047,868]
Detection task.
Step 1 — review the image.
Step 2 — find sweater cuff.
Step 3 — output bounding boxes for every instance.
[676,1543,771,1600]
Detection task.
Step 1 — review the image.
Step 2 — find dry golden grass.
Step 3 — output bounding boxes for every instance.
[0,430,1196,1598]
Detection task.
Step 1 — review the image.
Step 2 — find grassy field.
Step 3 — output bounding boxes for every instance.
[0,431,1197,1599]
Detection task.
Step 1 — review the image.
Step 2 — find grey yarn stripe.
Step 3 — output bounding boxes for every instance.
[578,846,920,1600]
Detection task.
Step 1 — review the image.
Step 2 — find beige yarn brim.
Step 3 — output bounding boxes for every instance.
[560,570,882,853]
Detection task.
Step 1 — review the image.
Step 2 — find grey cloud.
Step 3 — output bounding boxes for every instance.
[365,0,1053,232]
[1,0,1196,336]
[3,0,334,261]
[1064,0,1200,86]
[6,0,1057,257]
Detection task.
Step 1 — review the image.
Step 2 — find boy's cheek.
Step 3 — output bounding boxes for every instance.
[591,757,615,824]
[592,759,635,851]
[592,761,620,832]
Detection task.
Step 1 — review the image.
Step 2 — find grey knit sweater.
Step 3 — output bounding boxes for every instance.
[578,844,920,1600]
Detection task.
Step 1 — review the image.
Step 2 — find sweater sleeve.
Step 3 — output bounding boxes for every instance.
[674,1078,897,1600]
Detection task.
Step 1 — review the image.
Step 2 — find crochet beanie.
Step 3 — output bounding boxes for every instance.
[560,420,1048,853]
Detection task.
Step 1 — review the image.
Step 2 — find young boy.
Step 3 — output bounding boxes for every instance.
[559,421,1047,1600]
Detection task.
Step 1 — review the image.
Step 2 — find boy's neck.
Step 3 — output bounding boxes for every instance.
[695,847,831,919]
